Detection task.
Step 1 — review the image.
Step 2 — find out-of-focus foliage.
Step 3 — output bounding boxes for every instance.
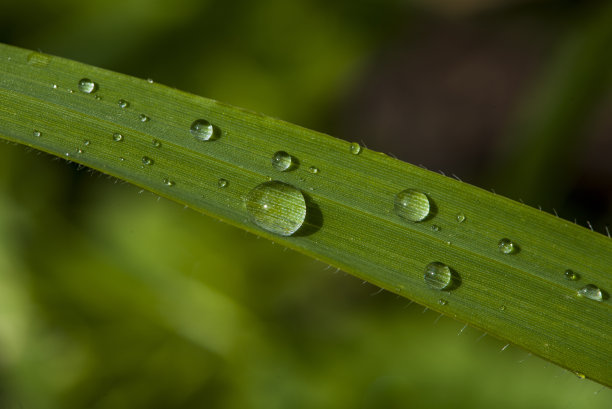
[0,0,610,408]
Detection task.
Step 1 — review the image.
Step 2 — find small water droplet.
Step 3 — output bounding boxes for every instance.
[272,151,293,171]
[577,284,603,302]
[308,166,319,174]
[163,178,175,187]
[431,225,440,232]
[498,238,518,254]
[218,178,228,188]
[112,133,124,142]
[52,84,58,89]
[438,299,448,306]
[573,372,586,380]
[500,305,507,311]
[394,189,431,222]
[349,142,361,155]
[119,157,125,162]
[94,95,102,101]
[147,78,154,84]
[83,140,90,146]
[424,262,453,290]
[139,114,150,122]
[33,130,41,137]
[152,139,161,148]
[456,213,466,223]
[78,78,98,94]
[564,269,579,281]
[118,99,129,108]
[142,156,153,166]
[68,89,74,94]
[245,181,307,237]
[76,149,84,154]
[190,119,215,141]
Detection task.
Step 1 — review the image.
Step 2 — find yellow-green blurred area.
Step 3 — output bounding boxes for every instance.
[1,0,611,408]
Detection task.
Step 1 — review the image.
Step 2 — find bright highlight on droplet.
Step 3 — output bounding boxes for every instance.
[577,284,603,302]
[394,189,431,222]
[33,130,41,137]
[564,269,579,281]
[78,78,97,94]
[112,133,124,142]
[218,178,228,188]
[118,99,129,108]
[190,119,215,141]
[272,151,293,171]
[498,238,518,254]
[142,156,153,166]
[424,262,453,290]
[245,181,307,237]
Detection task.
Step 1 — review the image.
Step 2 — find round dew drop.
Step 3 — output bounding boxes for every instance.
[142,156,153,166]
[112,133,124,142]
[33,130,41,137]
[498,238,517,254]
[78,78,97,94]
[394,189,431,222]
[190,119,215,141]
[424,262,453,290]
[564,269,579,281]
[139,114,150,122]
[577,284,603,302]
[245,181,307,237]
[456,213,466,223]
[349,142,361,155]
[308,166,319,174]
[272,151,293,171]
[438,299,448,306]
[163,178,175,187]
[118,99,129,108]
[218,178,228,188]
[152,139,161,148]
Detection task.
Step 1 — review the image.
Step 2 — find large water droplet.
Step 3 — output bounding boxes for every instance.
[498,238,518,254]
[272,151,293,171]
[394,189,431,222]
[190,119,215,141]
[245,181,307,236]
[78,78,97,94]
[424,262,453,290]
[564,269,580,281]
[577,284,603,302]
[350,142,361,155]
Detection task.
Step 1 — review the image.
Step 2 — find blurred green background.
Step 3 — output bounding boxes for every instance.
[1,0,611,408]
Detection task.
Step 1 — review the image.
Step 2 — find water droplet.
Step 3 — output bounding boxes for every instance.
[190,119,215,141]
[119,157,125,162]
[431,225,440,232]
[78,78,97,94]
[26,52,51,67]
[52,84,58,89]
[142,156,153,166]
[163,178,175,187]
[83,140,90,146]
[33,130,41,137]
[118,99,129,108]
[424,262,453,290]
[76,149,84,154]
[500,305,507,311]
[577,284,603,302]
[564,269,579,281]
[394,189,431,222]
[147,78,154,84]
[573,372,586,380]
[68,89,74,94]
[308,166,319,174]
[498,238,518,254]
[94,95,102,101]
[152,139,161,148]
[245,181,306,237]
[272,151,293,171]
[112,133,124,142]
[139,114,150,122]
[438,299,448,306]
[218,178,228,188]
[456,213,466,223]
[350,142,361,155]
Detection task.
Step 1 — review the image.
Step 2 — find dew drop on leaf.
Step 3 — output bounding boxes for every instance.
[498,238,518,254]
[152,139,161,148]
[33,130,41,137]
[272,151,293,171]
[424,262,453,290]
[564,269,579,281]
[112,133,124,142]
[78,78,97,94]
[139,114,150,122]
[218,178,228,188]
[308,166,319,174]
[394,189,431,222]
[118,99,129,108]
[349,142,361,155]
[438,298,448,306]
[142,156,153,166]
[163,178,175,187]
[245,181,307,237]
[456,213,466,223]
[190,119,215,141]
[577,284,603,302]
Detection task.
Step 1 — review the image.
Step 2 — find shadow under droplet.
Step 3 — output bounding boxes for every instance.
[294,191,322,236]
[447,268,462,291]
